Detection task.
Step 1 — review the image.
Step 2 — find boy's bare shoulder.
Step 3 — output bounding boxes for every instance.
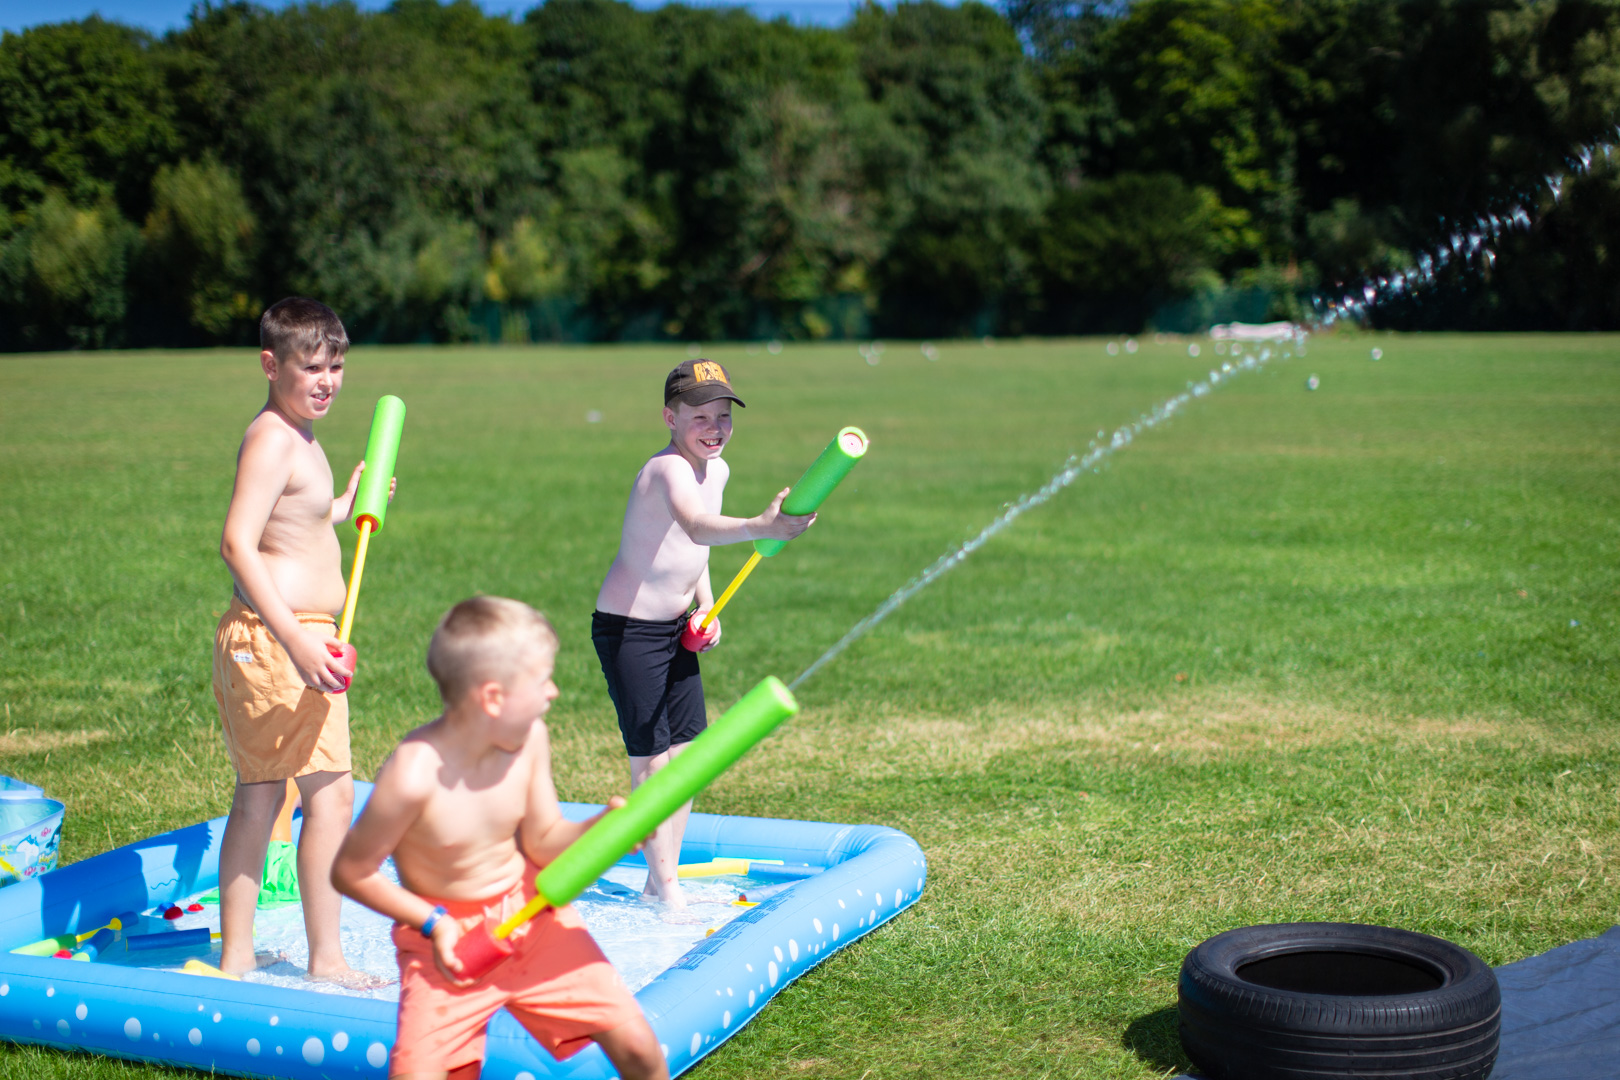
[524,718,552,758]
[241,407,295,442]
[237,409,303,461]
[630,451,681,503]
[373,726,446,804]
[638,447,682,479]
[639,447,728,484]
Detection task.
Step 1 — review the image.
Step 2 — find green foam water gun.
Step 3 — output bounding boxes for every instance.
[688,427,868,647]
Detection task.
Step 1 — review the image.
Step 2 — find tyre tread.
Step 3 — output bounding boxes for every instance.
[1177,923,1500,1080]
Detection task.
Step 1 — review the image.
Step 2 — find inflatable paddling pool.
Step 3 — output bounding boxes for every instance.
[0,784,925,1078]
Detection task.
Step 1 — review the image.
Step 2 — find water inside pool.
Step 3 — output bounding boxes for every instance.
[108,862,766,1000]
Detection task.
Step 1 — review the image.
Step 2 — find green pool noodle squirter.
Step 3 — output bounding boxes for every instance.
[539,676,800,903]
[451,677,800,980]
[753,425,869,557]
[352,394,406,534]
[688,425,870,644]
[333,394,406,680]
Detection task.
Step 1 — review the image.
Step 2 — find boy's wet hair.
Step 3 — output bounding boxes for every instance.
[260,296,349,363]
[427,596,558,705]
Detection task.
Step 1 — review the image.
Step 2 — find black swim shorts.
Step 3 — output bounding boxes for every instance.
[591,610,707,757]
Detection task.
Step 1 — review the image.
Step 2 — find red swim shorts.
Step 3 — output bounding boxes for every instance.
[389,869,642,1076]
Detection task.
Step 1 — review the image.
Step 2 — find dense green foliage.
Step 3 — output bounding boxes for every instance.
[1,335,1616,1078]
[4,0,1620,347]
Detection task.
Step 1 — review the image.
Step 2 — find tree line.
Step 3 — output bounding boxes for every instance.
[3,0,1619,350]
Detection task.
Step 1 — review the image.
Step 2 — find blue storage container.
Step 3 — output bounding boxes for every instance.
[0,777,64,888]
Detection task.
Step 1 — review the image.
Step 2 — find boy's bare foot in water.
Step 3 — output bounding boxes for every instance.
[643,875,686,908]
[305,963,395,990]
[221,949,289,975]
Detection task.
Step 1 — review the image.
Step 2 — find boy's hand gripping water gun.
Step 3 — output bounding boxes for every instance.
[450,677,799,981]
[331,395,406,692]
[682,427,869,652]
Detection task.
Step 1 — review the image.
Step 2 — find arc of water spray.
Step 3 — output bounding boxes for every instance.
[790,126,1614,692]
[1315,130,1619,327]
[789,338,1297,690]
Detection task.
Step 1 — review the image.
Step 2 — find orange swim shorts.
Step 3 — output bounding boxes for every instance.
[388,867,643,1076]
[211,596,351,784]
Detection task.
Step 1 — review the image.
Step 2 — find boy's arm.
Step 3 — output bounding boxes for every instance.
[330,745,472,981]
[220,425,348,691]
[659,465,815,547]
[691,563,722,649]
[330,746,439,929]
[696,564,715,610]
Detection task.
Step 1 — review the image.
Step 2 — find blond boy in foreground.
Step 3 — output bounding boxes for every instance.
[213,297,388,983]
[592,360,814,909]
[331,597,666,1080]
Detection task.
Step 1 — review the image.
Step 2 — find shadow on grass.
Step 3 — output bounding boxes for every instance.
[1122,1005,1196,1075]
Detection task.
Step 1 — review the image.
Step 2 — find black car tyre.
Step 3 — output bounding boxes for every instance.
[1179,922,1500,1080]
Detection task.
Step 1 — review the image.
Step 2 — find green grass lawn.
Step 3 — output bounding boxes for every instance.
[0,332,1616,1078]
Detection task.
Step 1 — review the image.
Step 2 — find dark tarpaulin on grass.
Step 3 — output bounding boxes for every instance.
[1172,925,1620,1080]
[1490,924,1620,1079]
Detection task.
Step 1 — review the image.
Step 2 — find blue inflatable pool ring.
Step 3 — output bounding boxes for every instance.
[0,784,925,1077]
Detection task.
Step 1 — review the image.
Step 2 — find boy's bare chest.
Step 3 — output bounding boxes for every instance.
[270,443,335,530]
[685,471,724,513]
[416,769,530,850]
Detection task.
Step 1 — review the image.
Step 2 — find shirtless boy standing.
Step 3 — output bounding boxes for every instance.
[331,597,665,1080]
[592,360,814,909]
[213,296,387,983]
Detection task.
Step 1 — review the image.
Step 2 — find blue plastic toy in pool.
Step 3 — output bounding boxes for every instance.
[0,776,63,888]
[0,783,925,1077]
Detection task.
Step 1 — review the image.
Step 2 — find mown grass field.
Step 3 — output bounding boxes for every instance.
[0,332,1616,1078]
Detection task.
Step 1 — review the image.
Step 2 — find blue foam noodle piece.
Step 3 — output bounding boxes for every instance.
[123,928,212,955]
[70,927,118,962]
[0,785,927,1078]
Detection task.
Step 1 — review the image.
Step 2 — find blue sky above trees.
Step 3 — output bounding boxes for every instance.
[0,0,871,33]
